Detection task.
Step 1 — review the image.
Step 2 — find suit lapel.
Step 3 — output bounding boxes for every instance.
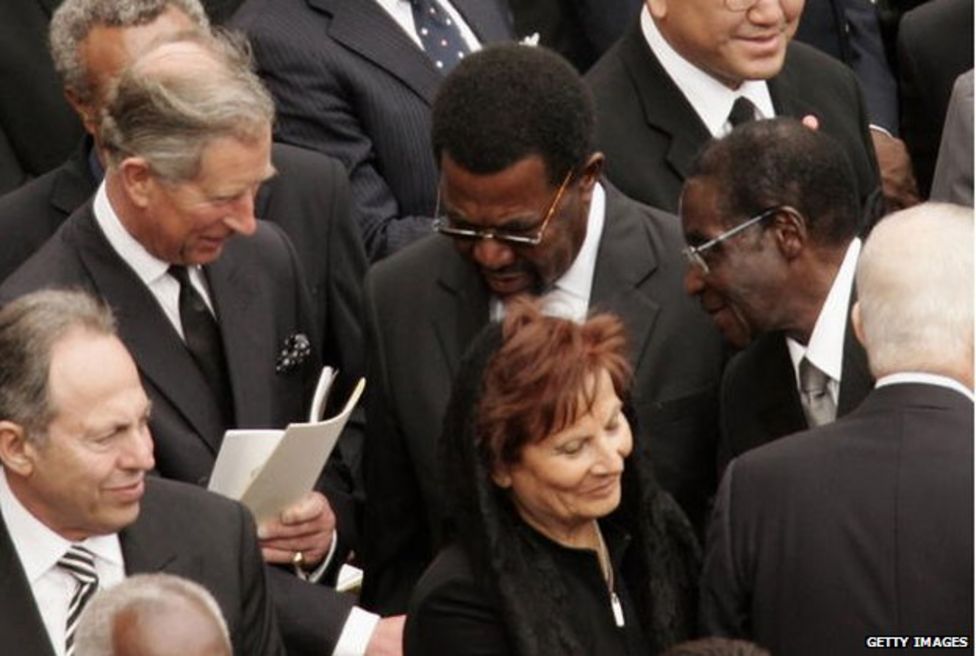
[70,209,225,453]
[589,186,660,370]
[768,45,819,121]
[618,19,711,183]
[754,335,808,440]
[119,488,179,575]
[204,250,266,427]
[838,292,874,415]
[311,0,443,105]
[433,252,490,378]
[0,518,55,656]
[452,0,512,42]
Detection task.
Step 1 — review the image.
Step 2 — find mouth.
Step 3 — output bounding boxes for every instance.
[584,477,620,498]
[481,269,531,295]
[106,479,145,503]
[736,31,785,53]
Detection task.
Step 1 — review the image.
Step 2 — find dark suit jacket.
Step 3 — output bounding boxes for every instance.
[0,206,355,654]
[0,477,285,656]
[700,383,974,656]
[231,0,513,260]
[794,0,898,132]
[718,293,874,472]
[586,19,881,217]
[361,184,724,613]
[0,0,84,194]
[897,0,974,197]
[507,0,641,72]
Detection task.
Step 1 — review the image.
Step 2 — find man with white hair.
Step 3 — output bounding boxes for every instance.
[700,203,974,655]
[75,574,232,656]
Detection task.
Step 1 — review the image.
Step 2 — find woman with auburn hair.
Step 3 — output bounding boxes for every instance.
[405,300,700,655]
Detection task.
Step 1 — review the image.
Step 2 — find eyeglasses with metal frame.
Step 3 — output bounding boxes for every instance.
[432,169,574,247]
[682,205,799,275]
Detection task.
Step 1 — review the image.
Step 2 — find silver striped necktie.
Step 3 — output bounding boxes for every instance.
[58,544,99,656]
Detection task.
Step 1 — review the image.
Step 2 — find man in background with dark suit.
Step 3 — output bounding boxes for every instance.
[0,33,401,656]
[231,0,513,260]
[680,119,873,471]
[0,289,285,656]
[586,0,882,219]
[362,44,724,614]
[700,202,973,655]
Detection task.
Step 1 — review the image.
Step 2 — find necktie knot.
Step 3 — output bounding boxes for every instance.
[799,358,837,427]
[728,96,758,128]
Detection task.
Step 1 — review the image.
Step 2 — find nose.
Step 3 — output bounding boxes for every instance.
[223,192,258,236]
[748,0,787,24]
[120,424,155,473]
[471,238,514,270]
[684,263,706,297]
[592,433,626,477]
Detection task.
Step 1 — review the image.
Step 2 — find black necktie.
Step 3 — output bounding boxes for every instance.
[58,544,99,656]
[727,96,758,128]
[410,0,470,73]
[169,266,234,427]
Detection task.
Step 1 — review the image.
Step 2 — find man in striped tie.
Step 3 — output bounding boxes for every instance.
[0,289,285,656]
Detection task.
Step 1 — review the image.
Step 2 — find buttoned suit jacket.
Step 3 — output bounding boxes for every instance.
[0,477,285,656]
[361,184,724,613]
[700,383,974,656]
[230,0,514,260]
[0,206,355,654]
[717,292,873,473]
[586,19,881,217]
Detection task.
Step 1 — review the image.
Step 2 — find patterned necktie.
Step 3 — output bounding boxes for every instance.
[799,358,837,427]
[169,266,234,428]
[727,96,758,128]
[410,0,470,73]
[58,545,99,656]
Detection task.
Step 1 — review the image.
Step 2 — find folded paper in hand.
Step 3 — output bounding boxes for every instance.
[208,367,364,523]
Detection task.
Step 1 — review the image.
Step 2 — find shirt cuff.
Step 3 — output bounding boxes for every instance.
[294,528,337,583]
[869,124,893,138]
[331,606,380,656]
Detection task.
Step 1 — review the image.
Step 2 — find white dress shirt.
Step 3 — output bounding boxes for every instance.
[492,182,607,323]
[786,238,862,406]
[640,6,775,137]
[0,470,125,656]
[373,0,481,52]
[94,181,215,341]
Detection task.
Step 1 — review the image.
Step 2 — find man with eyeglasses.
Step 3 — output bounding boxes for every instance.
[360,44,724,615]
[586,0,882,222]
[680,118,874,474]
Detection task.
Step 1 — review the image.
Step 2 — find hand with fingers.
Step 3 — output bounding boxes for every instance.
[257,491,336,569]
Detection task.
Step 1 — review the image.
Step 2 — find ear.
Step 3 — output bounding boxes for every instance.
[490,463,513,489]
[118,157,156,210]
[647,0,668,20]
[772,208,808,261]
[574,152,605,211]
[851,301,866,348]
[0,421,36,477]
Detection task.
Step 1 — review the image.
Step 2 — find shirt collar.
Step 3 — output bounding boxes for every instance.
[0,469,123,584]
[552,181,605,306]
[93,179,173,289]
[787,238,862,384]
[639,6,774,137]
[876,373,975,402]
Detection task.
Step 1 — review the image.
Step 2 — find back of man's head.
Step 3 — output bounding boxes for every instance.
[431,44,594,184]
[74,573,232,656]
[687,118,860,246]
[855,203,974,384]
[50,0,210,108]
[98,32,274,183]
[0,290,116,440]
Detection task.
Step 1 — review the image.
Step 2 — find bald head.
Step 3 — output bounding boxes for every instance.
[854,203,974,386]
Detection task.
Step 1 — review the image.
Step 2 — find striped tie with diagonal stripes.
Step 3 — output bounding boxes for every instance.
[58,544,99,656]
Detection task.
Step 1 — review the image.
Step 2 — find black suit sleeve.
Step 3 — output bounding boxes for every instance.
[699,462,751,640]
[359,268,433,614]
